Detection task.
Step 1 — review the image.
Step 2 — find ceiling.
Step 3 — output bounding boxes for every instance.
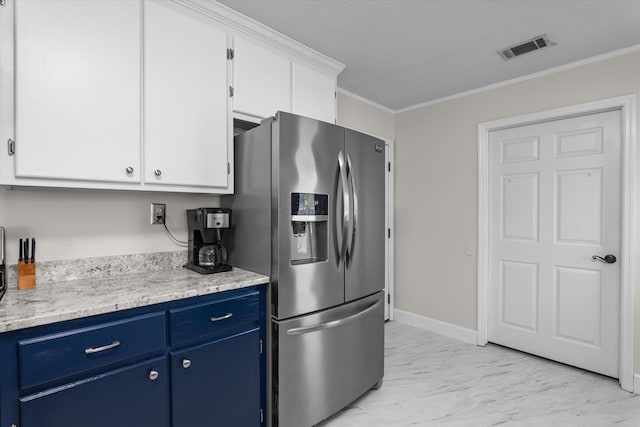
[217,0,640,111]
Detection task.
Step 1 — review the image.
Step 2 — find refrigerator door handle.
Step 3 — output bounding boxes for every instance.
[338,151,350,265]
[346,153,358,266]
[285,299,381,336]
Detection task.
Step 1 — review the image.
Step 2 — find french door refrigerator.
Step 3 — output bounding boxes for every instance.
[225,112,385,427]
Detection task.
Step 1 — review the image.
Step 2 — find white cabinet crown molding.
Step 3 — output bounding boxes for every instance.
[172,0,345,77]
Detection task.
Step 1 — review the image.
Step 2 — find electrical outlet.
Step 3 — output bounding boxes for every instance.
[150,203,166,225]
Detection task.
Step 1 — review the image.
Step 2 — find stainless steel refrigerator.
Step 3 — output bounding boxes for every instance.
[225,112,385,427]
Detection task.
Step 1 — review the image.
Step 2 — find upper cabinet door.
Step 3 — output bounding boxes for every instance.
[14,0,141,183]
[232,37,291,120]
[144,1,230,190]
[292,62,337,124]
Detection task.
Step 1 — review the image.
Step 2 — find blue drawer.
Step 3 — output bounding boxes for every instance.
[169,290,259,346]
[19,312,166,390]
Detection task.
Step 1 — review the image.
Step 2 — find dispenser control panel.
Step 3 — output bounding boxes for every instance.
[291,193,328,221]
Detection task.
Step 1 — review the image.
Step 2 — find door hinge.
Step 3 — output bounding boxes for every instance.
[260,408,264,424]
[229,86,234,97]
[388,162,391,172]
[259,339,263,354]
[388,293,391,304]
[227,162,231,175]
[227,48,234,60]
[387,228,391,239]
[7,139,15,156]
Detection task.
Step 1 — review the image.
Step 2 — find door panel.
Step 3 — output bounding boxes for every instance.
[14,0,141,183]
[488,110,621,378]
[20,357,168,427]
[501,173,539,241]
[144,0,229,188]
[344,129,385,302]
[501,260,538,332]
[171,329,260,427]
[274,112,345,319]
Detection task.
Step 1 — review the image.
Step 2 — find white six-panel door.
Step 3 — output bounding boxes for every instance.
[488,110,621,377]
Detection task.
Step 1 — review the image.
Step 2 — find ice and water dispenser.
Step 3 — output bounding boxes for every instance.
[290,193,328,265]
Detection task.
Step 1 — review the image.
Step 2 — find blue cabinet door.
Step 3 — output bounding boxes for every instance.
[20,356,169,427]
[171,328,261,427]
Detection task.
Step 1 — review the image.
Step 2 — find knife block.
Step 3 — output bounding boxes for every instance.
[17,261,36,290]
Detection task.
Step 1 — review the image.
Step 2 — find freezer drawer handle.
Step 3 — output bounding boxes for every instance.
[210,313,233,322]
[84,340,121,355]
[286,300,381,336]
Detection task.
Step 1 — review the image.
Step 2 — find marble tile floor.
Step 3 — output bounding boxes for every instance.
[319,321,640,427]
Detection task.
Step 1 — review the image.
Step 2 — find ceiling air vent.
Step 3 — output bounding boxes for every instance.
[498,34,555,60]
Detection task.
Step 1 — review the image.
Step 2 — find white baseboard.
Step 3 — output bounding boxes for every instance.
[634,374,640,395]
[394,309,478,345]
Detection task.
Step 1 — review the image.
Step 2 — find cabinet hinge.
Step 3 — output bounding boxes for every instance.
[259,339,263,354]
[388,162,391,172]
[260,408,264,424]
[388,228,391,239]
[227,48,234,60]
[227,162,231,175]
[229,86,234,97]
[388,293,391,304]
[7,139,15,156]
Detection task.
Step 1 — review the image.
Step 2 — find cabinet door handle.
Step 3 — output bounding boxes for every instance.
[154,169,162,177]
[182,358,191,369]
[84,340,121,355]
[149,370,159,381]
[126,166,134,175]
[210,313,233,322]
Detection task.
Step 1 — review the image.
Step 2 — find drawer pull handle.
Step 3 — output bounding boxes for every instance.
[210,313,233,322]
[182,358,191,369]
[84,340,121,355]
[149,370,159,381]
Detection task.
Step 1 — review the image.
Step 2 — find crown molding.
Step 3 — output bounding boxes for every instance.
[173,0,345,76]
[396,43,640,114]
[336,88,396,114]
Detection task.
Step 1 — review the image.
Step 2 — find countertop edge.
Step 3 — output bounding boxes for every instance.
[0,271,269,334]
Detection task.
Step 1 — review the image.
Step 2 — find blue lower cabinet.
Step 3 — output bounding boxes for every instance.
[20,356,169,427]
[0,286,265,427]
[171,328,261,427]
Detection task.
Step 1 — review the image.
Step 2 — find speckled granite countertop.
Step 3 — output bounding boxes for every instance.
[0,251,269,333]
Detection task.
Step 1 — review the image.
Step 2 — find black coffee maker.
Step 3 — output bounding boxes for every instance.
[186,208,232,274]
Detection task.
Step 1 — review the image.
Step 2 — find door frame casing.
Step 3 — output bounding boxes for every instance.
[476,94,637,392]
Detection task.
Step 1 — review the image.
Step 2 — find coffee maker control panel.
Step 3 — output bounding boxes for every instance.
[206,212,230,228]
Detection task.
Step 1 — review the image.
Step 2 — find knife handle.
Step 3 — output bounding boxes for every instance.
[31,238,35,263]
[24,238,29,264]
[19,238,23,263]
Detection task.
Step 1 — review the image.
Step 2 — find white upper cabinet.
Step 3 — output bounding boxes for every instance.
[292,62,337,124]
[232,37,291,120]
[144,1,230,191]
[13,0,141,183]
[0,0,343,193]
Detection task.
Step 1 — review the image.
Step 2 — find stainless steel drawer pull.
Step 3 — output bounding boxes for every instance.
[286,300,381,336]
[149,370,159,381]
[182,358,191,369]
[84,340,121,355]
[210,313,233,322]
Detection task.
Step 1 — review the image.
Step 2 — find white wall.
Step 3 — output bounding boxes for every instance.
[337,91,394,140]
[0,187,218,263]
[394,51,640,372]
